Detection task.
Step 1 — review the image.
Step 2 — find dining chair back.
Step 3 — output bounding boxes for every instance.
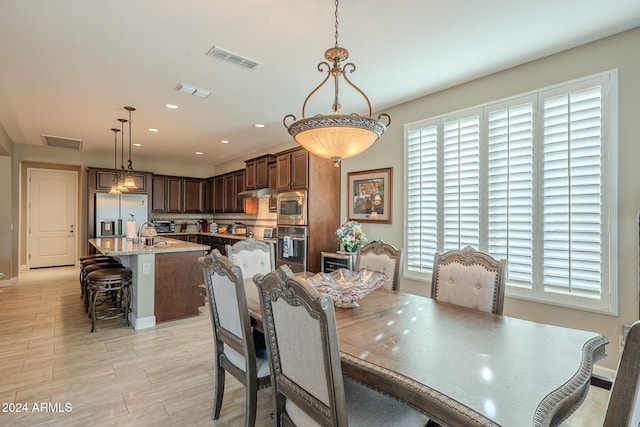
[355,240,403,291]
[431,245,507,315]
[253,266,430,426]
[226,237,275,279]
[603,320,640,426]
[199,249,270,426]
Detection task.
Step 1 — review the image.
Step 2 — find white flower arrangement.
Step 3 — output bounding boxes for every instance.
[335,219,367,252]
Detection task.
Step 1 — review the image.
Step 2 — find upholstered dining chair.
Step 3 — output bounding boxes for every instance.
[602,320,640,426]
[226,237,275,279]
[198,249,270,427]
[354,240,403,291]
[253,266,430,426]
[431,246,507,315]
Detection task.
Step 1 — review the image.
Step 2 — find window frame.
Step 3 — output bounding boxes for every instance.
[403,70,618,315]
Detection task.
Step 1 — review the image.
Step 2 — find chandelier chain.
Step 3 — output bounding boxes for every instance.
[334,0,339,47]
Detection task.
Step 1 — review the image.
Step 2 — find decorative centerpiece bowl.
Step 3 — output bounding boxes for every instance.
[307,268,389,308]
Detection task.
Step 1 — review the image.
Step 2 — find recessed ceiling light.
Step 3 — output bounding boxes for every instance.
[254,123,265,128]
[148,128,159,132]
[164,103,179,109]
[133,143,142,147]
[220,140,229,144]
[195,151,204,155]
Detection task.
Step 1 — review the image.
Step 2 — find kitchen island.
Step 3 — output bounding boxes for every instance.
[89,236,209,329]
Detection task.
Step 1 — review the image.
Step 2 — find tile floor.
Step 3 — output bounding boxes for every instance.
[0,266,608,426]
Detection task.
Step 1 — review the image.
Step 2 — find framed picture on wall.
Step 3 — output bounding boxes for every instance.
[347,167,392,224]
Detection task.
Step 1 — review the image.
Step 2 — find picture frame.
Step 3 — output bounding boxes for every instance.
[347,167,392,224]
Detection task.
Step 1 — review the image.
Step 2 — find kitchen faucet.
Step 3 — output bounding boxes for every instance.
[138,221,156,243]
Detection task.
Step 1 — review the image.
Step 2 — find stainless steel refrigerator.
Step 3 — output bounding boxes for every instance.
[95,193,148,237]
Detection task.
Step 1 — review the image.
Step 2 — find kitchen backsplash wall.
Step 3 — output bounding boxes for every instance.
[152,197,276,236]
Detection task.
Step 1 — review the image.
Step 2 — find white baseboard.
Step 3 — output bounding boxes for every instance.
[130,313,156,330]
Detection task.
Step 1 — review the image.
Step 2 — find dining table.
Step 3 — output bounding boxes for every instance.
[243,275,608,426]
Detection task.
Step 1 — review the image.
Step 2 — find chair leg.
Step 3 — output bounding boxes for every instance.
[90,286,99,332]
[245,376,258,427]
[212,363,225,420]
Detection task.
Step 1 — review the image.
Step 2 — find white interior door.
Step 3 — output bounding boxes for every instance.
[28,168,77,268]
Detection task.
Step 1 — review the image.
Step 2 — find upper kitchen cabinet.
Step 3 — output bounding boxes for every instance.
[276,148,308,192]
[165,176,183,213]
[89,167,150,193]
[151,175,166,212]
[245,154,275,190]
[152,175,205,213]
[183,178,205,213]
[268,160,278,212]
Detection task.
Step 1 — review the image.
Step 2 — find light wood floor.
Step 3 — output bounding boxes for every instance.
[0,266,608,426]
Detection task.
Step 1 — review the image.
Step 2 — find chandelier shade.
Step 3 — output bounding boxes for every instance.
[283,0,390,166]
[287,115,386,161]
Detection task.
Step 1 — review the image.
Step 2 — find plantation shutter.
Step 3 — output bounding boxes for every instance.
[442,115,480,251]
[487,101,534,289]
[406,124,438,273]
[542,85,603,297]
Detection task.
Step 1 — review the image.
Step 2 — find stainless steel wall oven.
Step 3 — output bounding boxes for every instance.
[276,226,307,273]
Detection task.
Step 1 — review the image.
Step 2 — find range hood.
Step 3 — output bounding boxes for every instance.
[237,188,270,199]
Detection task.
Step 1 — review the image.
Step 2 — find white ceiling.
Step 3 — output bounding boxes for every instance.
[1,0,639,166]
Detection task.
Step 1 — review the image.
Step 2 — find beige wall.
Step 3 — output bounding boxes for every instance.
[339,27,640,371]
[5,27,638,370]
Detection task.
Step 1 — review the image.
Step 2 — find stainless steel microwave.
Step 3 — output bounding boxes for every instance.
[277,191,307,225]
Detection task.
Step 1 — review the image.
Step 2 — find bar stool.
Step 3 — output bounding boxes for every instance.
[86,267,132,332]
[80,257,121,300]
[82,261,123,311]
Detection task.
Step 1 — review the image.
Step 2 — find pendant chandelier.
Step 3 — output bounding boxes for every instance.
[108,127,122,194]
[123,106,137,189]
[283,0,390,166]
[116,118,129,192]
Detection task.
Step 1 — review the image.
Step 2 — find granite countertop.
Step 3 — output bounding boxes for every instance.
[89,237,210,256]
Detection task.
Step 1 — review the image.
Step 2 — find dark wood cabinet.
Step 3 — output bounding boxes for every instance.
[245,154,274,190]
[94,169,148,193]
[151,175,166,212]
[234,170,246,212]
[151,175,205,213]
[154,251,205,322]
[166,176,183,213]
[223,174,235,212]
[268,161,278,212]
[184,178,204,213]
[276,148,308,192]
[213,176,224,213]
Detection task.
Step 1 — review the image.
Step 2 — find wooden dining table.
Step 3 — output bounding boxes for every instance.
[243,275,608,426]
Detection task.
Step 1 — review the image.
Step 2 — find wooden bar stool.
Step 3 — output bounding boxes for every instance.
[86,267,132,332]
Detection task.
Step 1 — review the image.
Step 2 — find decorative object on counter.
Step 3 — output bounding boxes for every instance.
[282,0,390,167]
[209,222,218,233]
[123,106,138,189]
[307,267,389,308]
[347,167,392,224]
[336,219,367,252]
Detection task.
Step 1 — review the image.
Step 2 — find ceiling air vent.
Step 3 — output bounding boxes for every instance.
[42,135,83,150]
[206,46,261,71]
